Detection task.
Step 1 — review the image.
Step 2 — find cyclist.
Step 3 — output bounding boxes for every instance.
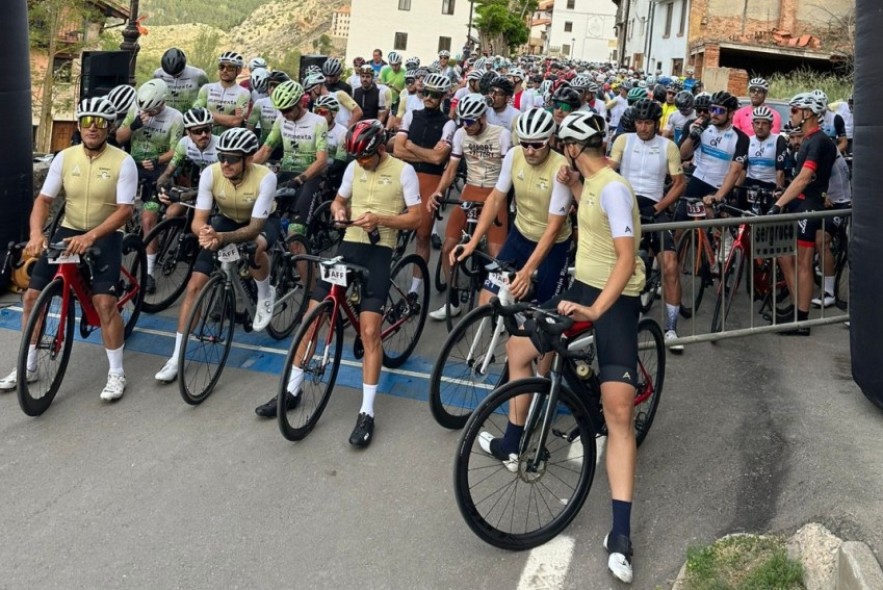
[733,78,781,135]
[427,93,511,320]
[393,73,457,284]
[438,50,462,85]
[153,47,209,113]
[303,72,363,129]
[813,149,851,308]
[451,108,572,307]
[154,128,280,383]
[353,64,391,125]
[767,92,838,336]
[609,99,686,352]
[193,51,252,135]
[739,106,787,193]
[662,90,695,144]
[580,82,608,119]
[486,76,519,131]
[500,111,643,584]
[379,51,406,109]
[0,98,137,400]
[659,85,678,130]
[103,84,138,149]
[368,48,386,77]
[313,94,350,185]
[815,90,849,154]
[158,107,220,186]
[322,57,352,96]
[253,81,328,238]
[263,120,422,447]
[399,70,426,119]
[347,56,365,89]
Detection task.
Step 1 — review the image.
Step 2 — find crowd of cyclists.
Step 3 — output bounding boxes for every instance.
[11,44,854,584]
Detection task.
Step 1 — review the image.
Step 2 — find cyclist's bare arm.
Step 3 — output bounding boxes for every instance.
[659,173,686,210]
[453,188,506,263]
[330,195,349,222]
[353,203,422,232]
[253,144,273,165]
[429,156,461,204]
[64,204,133,255]
[706,161,746,203]
[191,208,211,236]
[215,216,266,247]
[303,149,328,181]
[26,195,53,256]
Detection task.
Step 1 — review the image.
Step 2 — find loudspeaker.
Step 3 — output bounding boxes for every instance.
[299,54,327,80]
[80,51,131,99]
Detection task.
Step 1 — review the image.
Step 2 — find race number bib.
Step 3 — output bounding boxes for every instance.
[486,271,509,289]
[320,263,348,287]
[217,244,240,262]
[49,253,80,265]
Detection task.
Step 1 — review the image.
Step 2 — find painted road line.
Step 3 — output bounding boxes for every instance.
[516,534,575,590]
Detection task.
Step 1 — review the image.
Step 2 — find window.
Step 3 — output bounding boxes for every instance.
[398,0,411,10]
[395,32,408,50]
[438,36,452,53]
[564,21,573,33]
[678,0,687,36]
[442,0,455,15]
[566,0,575,8]
[562,43,571,56]
[663,2,674,38]
[672,58,683,76]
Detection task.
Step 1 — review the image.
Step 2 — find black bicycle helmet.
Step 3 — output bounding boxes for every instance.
[652,83,667,103]
[478,71,497,95]
[619,107,637,133]
[710,90,739,111]
[674,90,694,111]
[161,48,186,77]
[267,70,291,85]
[694,93,712,111]
[551,87,582,110]
[489,76,514,96]
[632,98,663,122]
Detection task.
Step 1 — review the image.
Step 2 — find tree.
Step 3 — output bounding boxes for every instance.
[29,0,100,152]
[474,0,536,55]
[276,48,302,79]
[190,27,221,75]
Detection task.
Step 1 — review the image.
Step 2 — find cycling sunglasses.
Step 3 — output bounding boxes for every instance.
[188,126,212,136]
[423,90,445,100]
[709,105,727,115]
[314,108,331,116]
[218,63,238,72]
[78,116,109,129]
[218,153,244,165]
[553,101,574,112]
[520,140,548,151]
[696,108,710,115]
[461,118,478,127]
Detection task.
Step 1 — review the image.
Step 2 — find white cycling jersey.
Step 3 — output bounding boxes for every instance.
[827,153,851,204]
[610,133,682,202]
[692,124,750,188]
[746,134,786,185]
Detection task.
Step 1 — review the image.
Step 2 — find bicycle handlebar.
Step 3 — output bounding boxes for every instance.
[291,254,371,283]
[489,297,574,340]
[48,242,101,258]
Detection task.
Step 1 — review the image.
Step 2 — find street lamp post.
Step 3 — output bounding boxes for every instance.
[467,0,475,51]
[119,0,141,85]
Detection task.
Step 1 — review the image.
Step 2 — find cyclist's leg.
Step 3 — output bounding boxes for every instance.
[87,231,128,398]
[815,213,839,303]
[414,172,441,268]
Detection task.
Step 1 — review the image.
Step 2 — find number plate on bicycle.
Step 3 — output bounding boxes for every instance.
[320,263,348,287]
[487,271,509,289]
[48,253,80,265]
[217,244,240,262]
[686,201,706,218]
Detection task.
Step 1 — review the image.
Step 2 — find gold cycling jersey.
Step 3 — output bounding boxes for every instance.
[57,144,134,231]
[509,148,572,244]
[202,163,276,224]
[575,166,645,297]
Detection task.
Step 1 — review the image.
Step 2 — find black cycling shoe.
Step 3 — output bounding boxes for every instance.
[254,391,300,418]
[145,275,157,294]
[348,412,375,447]
[780,326,811,336]
[431,233,442,250]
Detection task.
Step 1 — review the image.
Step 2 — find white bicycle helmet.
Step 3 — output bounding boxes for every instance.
[136,79,168,111]
[508,67,524,81]
[557,111,605,146]
[405,57,420,69]
[251,68,270,93]
[751,106,774,122]
[790,92,826,117]
[423,73,452,93]
[217,127,259,155]
[218,51,244,68]
[516,108,556,142]
[272,80,305,110]
[303,64,323,77]
[303,72,326,92]
[322,58,342,77]
[748,77,769,91]
[106,84,136,116]
[182,107,214,129]
[457,93,488,119]
[466,69,483,82]
[438,49,451,58]
[77,96,116,120]
[314,94,340,113]
[249,57,267,71]
[571,74,591,90]
[387,51,403,65]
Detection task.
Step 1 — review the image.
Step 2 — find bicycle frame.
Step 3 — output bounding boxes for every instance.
[51,254,140,330]
[216,254,300,324]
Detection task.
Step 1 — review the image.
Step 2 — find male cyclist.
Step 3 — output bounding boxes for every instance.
[322,57,352,96]
[154,128,280,383]
[313,94,350,186]
[438,50,462,85]
[266,120,422,447]
[379,51,406,110]
[662,91,695,144]
[153,47,209,113]
[609,99,686,351]
[0,98,136,400]
[353,64,391,125]
[738,106,787,193]
[303,72,362,129]
[733,78,781,136]
[193,51,252,135]
[485,77,519,131]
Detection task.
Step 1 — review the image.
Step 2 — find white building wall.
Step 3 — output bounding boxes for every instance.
[623,0,689,75]
[332,10,351,38]
[548,0,618,63]
[345,0,472,66]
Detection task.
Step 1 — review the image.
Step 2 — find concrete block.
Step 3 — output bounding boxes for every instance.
[836,541,883,590]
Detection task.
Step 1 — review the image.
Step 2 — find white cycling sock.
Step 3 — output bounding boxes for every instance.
[287,366,304,395]
[360,383,378,417]
[26,344,37,372]
[410,277,423,294]
[172,332,184,360]
[146,253,157,277]
[665,303,679,332]
[106,345,124,376]
[255,276,271,300]
[823,276,835,297]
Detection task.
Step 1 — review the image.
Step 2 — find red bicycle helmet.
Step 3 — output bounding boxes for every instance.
[346,119,385,158]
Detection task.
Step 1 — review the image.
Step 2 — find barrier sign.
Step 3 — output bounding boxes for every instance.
[754,222,796,258]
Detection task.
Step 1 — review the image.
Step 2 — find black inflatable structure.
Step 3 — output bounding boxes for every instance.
[850,0,882,408]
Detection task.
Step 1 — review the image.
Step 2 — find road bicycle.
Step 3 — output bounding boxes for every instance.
[433,163,468,294]
[276,251,430,441]
[676,197,722,315]
[176,238,310,405]
[16,236,146,416]
[453,300,665,550]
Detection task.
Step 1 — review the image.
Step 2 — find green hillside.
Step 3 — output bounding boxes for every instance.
[140,0,269,30]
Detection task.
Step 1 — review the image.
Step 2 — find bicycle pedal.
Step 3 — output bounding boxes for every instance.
[353,337,364,360]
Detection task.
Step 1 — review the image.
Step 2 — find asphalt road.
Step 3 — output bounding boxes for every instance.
[0,271,879,590]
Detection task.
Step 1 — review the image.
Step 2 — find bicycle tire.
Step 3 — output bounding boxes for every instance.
[277,299,343,441]
[17,279,75,416]
[120,233,147,340]
[639,255,661,314]
[635,318,665,447]
[309,200,344,257]
[711,248,745,334]
[267,234,312,340]
[446,259,479,332]
[454,377,596,550]
[178,274,235,405]
[434,250,447,293]
[142,216,196,313]
[676,229,712,315]
[834,245,849,311]
[382,253,430,368]
[429,304,509,429]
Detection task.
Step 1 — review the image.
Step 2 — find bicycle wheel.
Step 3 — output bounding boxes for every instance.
[639,254,660,314]
[382,253,429,368]
[142,216,196,313]
[634,318,665,447]
[454,377,596,550]
[120,233,147,340]
[434,249,447,293]
[267,234,312,340]
[17,279,75,416]
[676,230,711,315]
[429,304,509,429]
[711,248,745,334]
[178,274,235,405]
[446,259,480,332]
[277,299,343,441]
[310,200,344,257]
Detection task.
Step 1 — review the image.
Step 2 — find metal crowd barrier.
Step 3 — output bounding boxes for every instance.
[641,207,851,345]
